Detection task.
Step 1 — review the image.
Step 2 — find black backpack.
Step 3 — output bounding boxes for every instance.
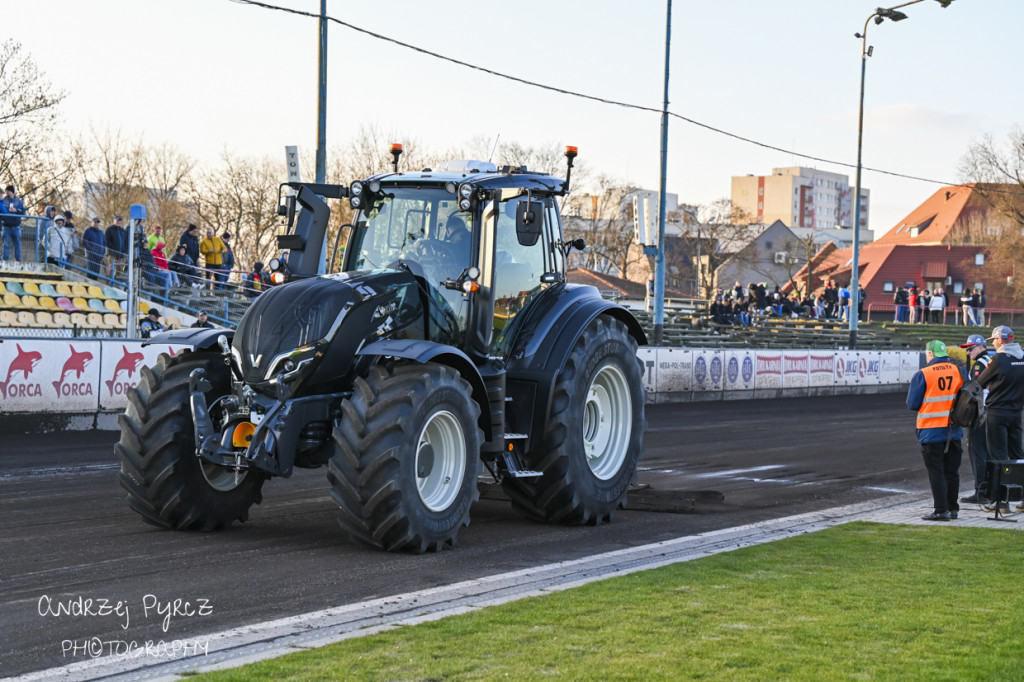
[949,380,986,430]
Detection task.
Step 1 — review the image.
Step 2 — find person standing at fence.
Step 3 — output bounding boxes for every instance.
[974,326,1024,512]
[218,232,234,290]
[45,214,78,266]
[199,228,225,290]
[960,289,976,326]
[929,287,946,324]
[146,224,165,253]
[907,340,965,521]
[976,288,987,327]
[893,286,908,323]
[1,185,26,261]
[105,216,128,279]
[959,334,994,504]
[178,224,201,282]
[907,287,918,324]
[82,218,106,277]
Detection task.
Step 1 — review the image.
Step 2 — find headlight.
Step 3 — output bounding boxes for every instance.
[268,257,281,271]
[350,195,362,209]
[459,183,474,199]
[368,180,381,193]
[459,198,472,211]
[350,181,364,196]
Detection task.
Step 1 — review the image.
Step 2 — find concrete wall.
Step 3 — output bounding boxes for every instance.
[0,337,921,432]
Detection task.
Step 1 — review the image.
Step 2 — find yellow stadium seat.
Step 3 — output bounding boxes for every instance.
[20,294,40,310]
[0,281,7,294]
[35,311,58,328]
[70,312,88,328]
[87,285,106,298]
[104,299,122,313]
[55,283,72,296]
[86,312,111,329]
[38,296,61,311]
[70,284,89,297]
[22,282,41,296]
[0,310,16,326]
[119,313,127,326]
[104,313,123,328]
[17,311,39,327]
[3,292,24,309]
[72,297,89,311]
[53,311,71,327]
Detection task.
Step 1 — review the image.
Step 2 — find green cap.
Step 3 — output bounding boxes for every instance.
[926,340,948,357]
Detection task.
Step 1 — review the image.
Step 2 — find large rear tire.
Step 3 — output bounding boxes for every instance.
[328,363,483,553]
[503,316,644,524]
[116,351,266,531]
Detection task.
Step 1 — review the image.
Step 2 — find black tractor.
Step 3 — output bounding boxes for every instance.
[116,147,647,552]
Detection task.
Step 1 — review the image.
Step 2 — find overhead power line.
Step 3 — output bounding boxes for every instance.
[231,0,1023,197]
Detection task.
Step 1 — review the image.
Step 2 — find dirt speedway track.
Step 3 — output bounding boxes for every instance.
[0,393,927,677]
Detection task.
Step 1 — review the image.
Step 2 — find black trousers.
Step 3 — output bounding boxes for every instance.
[986,412,1024,462]
[920,440,962,514]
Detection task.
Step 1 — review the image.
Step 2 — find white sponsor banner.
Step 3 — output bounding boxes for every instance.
[637,347,658,396]
[834,350,859,386]
[753,351,783,389]
[879,351,902,385]
[856,351,881,386]
[724,350,755,391]
[782,351,809,389]
[691,349,723,392]
[98,342,180,411]
[808,352,835,387]
[900,351,923,383]
[655,348,692,394]
[0,339,102,412]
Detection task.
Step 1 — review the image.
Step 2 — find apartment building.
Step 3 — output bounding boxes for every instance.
[731,167,869,230]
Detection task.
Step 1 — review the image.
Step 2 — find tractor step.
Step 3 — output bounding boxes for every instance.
[500,449,541,478]
[504,432,528,440]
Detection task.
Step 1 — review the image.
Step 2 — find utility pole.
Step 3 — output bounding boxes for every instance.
[315,0,327,185]
[653,0,671,346]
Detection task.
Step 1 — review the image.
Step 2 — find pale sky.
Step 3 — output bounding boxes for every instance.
[9,0,1019,235]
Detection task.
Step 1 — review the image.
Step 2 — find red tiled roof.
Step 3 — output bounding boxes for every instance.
[567,268,686,299]
[921,261,947,279]
[875,183,1022,246]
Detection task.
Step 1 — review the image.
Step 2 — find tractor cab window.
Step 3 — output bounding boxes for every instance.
[491,196,550,352]
[347,187,474,343]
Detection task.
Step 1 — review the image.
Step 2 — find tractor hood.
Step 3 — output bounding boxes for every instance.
[233,269,424,387]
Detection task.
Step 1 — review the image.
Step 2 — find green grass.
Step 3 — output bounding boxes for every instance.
[197,523,1024,681]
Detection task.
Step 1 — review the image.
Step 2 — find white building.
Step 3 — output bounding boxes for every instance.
[731,167,869,231]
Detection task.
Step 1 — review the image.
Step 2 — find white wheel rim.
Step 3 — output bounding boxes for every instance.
[583,363,632,480]
[415,409,467,512]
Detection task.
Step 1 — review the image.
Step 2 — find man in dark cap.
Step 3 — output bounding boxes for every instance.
[2,184,26,261]
[959,334,994,504]
[191,311,214,328]
[139,308,167,339]
[82,217,106,276]
[105,216,128,279]
[906,340,965,521]
[975,326,1024,512]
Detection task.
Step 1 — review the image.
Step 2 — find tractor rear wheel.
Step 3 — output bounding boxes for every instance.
[116,351,267,530]
[503,316,644,524]
[329,363,483,552]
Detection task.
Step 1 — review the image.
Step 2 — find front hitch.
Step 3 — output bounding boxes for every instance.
[189,368,248,469]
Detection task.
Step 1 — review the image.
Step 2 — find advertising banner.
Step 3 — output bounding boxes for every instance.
[723,350,755,392]
[878,351,902,385]
[637,347,658,401]
[856,351,881,390]
[98,342,180,411]
[753,351,783,390]
[654,348,692,402]
[0,339,102,412]
[808,352,835,389]
[834,351,860,388]
[691,349,723,398]
[782,351,810,390]
[899,351,923,384]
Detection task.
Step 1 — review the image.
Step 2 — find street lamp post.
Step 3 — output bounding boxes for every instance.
[848,0,954,349]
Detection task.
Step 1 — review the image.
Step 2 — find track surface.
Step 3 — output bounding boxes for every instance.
[1,393,927,677]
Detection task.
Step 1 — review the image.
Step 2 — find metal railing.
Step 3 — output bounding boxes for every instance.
[866,302,1021,327]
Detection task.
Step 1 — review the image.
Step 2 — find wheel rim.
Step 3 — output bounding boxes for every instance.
[582,363,632,480]
[415,409,467,512]
[200,400,247,492]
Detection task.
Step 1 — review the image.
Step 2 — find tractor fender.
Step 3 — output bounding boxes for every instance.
[142,327,235,350]
[506,285,646,446]
[356,339,492,441]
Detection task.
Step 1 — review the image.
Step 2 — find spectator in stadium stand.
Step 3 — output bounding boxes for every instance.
[893,286,908,323]
[929,287,946,324]
[199,227,225,290]
[919,289,931,324]
[823,281,838,319]
[152,242,179,287]
[45,214,78,267]
[960,289,976,326]
[857,284,866,321]
[82,218,106,277]
[139,308,167,339]
[62,210,75,230]
[244,261,266,298]
[2,184,26,261]
[191,311,214,328]
[973,288,986,327]
[959,334,995,504]
[218,232,234,290]
[146,224,165,252]
[906,340,965,521]
[908,287,919,324]
[974,326,1024,513]
[178,224,201,274]
[105,216,128,279]
[170,244,198,288]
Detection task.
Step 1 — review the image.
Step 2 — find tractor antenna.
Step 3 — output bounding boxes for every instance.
[488,134,501,163]
[390,143,403,172]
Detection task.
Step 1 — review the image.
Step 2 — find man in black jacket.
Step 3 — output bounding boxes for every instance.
[976,326,1024,512]
[959,334,994,504]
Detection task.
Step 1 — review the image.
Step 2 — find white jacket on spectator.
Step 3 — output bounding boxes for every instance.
[929,292,945,311]
[45,223,79,261]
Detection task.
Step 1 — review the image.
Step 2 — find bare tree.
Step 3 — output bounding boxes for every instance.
[74,126,150,222]
[0,40,75,210]
[688,199,755,297]
[562,176,643,278]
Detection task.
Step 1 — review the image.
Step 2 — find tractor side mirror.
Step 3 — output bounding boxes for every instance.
[515,201,543,246]
[278,194,297,228]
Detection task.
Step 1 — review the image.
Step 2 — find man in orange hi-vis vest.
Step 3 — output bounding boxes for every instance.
[906,340,966,521]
